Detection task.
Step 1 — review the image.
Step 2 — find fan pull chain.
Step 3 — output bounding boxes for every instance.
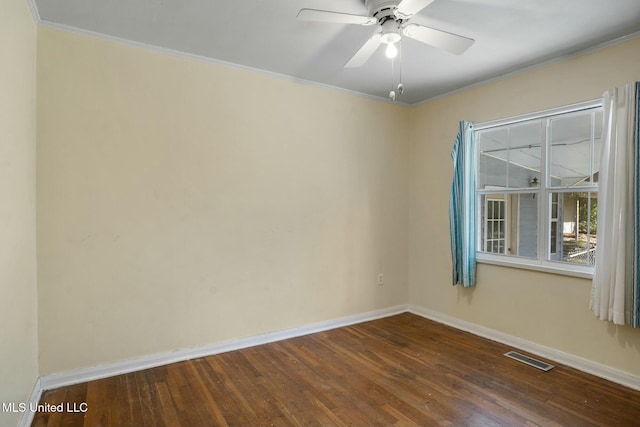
[397,40,404,95]
[389,41,404,102]
[389,57,396,101]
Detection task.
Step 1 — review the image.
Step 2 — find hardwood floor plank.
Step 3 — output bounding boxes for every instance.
[165,361,211,426]
[32,313,640,427]
[149,373,183,427]
[185,361,229,427]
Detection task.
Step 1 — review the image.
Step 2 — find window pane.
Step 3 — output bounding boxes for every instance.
[480,194,537,258]
[552,192,597,266]
[478,120,543,190]
[516,193,538,258]
[549,111,601,187]
[478,128,508,189]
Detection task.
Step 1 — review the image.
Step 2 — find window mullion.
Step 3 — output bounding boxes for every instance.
[590,110,596,185]
[539,118,550,263]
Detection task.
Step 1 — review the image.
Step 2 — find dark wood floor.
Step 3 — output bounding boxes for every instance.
[32,313,640,427]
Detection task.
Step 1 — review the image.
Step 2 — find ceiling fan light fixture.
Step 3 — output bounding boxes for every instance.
[380,18,401,45]
[380,31,401,45]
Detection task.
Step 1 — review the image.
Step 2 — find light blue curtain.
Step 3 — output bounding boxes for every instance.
[590,82,640,327]
[449,121,476,287]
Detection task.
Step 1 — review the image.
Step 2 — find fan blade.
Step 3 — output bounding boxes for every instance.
[403,24,474,54]
[345,34,382,68]
[297,9,377,26]
[395,0,435,19]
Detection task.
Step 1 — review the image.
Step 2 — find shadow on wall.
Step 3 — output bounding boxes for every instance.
[608,321,640,352]
[456,283,475,305]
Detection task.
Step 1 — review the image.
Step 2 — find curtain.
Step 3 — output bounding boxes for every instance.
[590,82,640,327]
[449,121,476,287]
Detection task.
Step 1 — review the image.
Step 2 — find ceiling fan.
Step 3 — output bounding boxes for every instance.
[297,0,475,68]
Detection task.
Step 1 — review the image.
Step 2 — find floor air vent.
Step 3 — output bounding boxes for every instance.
[504,351,555,371]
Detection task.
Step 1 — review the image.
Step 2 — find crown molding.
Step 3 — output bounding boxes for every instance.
[26,0,41,24]
[411,30,640,108]
[36,20,410,108]
[29,7,640,108]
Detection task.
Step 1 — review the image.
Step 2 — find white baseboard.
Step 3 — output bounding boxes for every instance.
[40,304,408,391]
[33,303,640,407]
[17,377,42,427]
[408,304,640,392]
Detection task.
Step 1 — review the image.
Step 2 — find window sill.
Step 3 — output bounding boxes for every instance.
[476,254,594,280]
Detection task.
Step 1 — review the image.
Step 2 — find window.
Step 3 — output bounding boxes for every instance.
[475,101,603,275]
[484,197,506,253]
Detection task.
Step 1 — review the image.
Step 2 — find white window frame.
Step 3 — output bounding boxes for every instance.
[474,99,602,279]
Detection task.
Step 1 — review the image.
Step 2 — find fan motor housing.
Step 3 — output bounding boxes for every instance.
[365,0,401,22]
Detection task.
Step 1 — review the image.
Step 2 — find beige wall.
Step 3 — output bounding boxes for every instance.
[0,0,38,423]
[36,27,410,375]
[408,37,640,375]
[29,22,640,382]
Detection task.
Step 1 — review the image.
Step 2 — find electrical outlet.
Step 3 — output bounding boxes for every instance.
[377,273,384,286]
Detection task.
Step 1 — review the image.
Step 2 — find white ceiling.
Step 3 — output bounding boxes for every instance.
[33,0,640,105]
